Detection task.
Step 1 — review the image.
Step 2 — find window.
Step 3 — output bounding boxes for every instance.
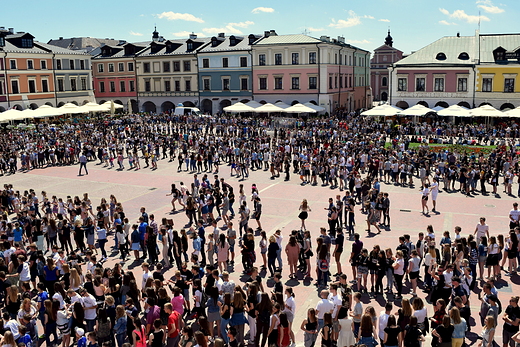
[144,81,151,92]
[28,80,36,93]
[222,58,228,68]
[240,57,248,67]
[163,62,170,72]
[129,81,135,92]
[203,78,210,91]
[97,63,103,73]
[259,54,266,66]
[241,78,248,91]
[335,76,338,89]
[185,80,191,91]
[57,79,64,92]
[291,53,299,65]
[109,81,115,92]
[81,78,87,91]
[187,42,193,51]
[42,80,49,93]
[329,76,333,89]
[120,81,126,92]
[291,77,300,90]
[164,80,171,92]
[183,61,191,71]
[173,61,180,71]
[71,79,77,91]
[382,77,388,87]
[70,60,75,70]
[99,81,105,93]
[80,60,85,70]
[27,60,33,70]
[128,62,134,71]
[10,60,16,70]
[108,63,114,72]
[21,38,32,48]
[0,37,4,47]
[259,77,267,90]
[275,53,282,65]
[274,77,283,90]
[309,76,317,89]
[458,52,470,60]
[118,63,124,72]
[11,80,19,94]
[416,77,425,92]
[41,60,47,70]
[483,78,492,92]
[143,62,150,73]
[339,75,343,88]
[222,78,230,90]
[505,78,515,93]
[202,59,209,68]
[398,78,407,91]
[174,80,180,91]
[434,78,444,92]
[457,78,467,92]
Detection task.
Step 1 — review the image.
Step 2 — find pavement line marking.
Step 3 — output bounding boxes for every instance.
[260,182,280,193]
[443,211,453,232]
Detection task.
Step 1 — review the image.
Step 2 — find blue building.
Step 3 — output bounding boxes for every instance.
[197,33,261,113]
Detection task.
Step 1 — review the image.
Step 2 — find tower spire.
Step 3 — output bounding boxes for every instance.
[385,28,393,47]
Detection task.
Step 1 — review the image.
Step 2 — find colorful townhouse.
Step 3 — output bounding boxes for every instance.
[197,33,261,114]
[0,27,94,112]
[92,41,148,113]
[252,31,371,114]
[370,31,403,103]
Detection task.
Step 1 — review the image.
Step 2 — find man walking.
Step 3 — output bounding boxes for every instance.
[79,152,88,175]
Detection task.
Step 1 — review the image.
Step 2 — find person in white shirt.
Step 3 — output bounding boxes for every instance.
[474,217,490,242]
[328,285,343,340]
[430,178,439,212]
[141,262,152,291]
[315,290,334,331]
[509,202,520,230]
[79,287,97,332]
[378,302,393,344]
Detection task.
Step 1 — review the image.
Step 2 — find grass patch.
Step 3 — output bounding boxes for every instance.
[385,142,498,154]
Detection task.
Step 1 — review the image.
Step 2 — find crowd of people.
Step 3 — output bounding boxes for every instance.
[0,113,518,347]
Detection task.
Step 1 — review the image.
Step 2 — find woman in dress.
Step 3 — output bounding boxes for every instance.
[285,236,301,279]
[421,183,430,214]
[383,314,401,347]
[337,304,355,347]
[298,199,311,231]
[217,233,230,273]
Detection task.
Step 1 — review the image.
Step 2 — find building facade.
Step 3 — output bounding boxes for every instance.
[370,31,403,103]
[0,27,94,111]
[197,33,260,114]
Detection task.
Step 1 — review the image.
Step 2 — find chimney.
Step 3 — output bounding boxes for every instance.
[320,35,330,42]
[59,37,63,40]
[457,32,460,37]
[218,33,225,38]
[189,32,197,40]
[338,36,345,43]
[8,28,14,34]
[269,30,277,36]
[16,32,25,34]
[264,31,270,37]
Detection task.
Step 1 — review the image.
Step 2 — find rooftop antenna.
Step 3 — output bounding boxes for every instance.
[478,11,481,32]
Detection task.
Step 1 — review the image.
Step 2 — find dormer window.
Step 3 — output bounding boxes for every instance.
[21,38,33,48]
[0,36,4,47]
[187,42,194,51]
[435,52,446,61]
[248,34,256,45]
[230,36,236,46]
[458,52,469,60]
[493,47,506,61]
[211,38,218,47]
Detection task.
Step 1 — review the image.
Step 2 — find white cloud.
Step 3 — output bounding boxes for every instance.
[379,19,390,22]
[171,31,204,38]
[252,7,274,13]
[329,11,362,29]
[202,21,254,35]
[129,31,143,36]
[439,20,457,25]
[363,15,375,19]
[307,27,324,32]
[157,11,204,23]
[439,8,490,23]
[348,39,371,44]
[477,4,504,13]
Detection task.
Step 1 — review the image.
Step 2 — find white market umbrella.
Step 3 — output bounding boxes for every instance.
[304,102,326,112]
[505,107,520,118]
[223,102,255,113]
[100,101,124,109]
[274,101,291,109]
[432,106,445,112]
[0,109,23,122]
[80,102,108,112]
[59,103,86,114]
[33,105,66,118]
[437,105,471,117]
[397,104,435,116]
[284,103,317,114]
[253,103,284,113]
[361,104,402,116]
[469,104,504,117]
[245,100,262,109]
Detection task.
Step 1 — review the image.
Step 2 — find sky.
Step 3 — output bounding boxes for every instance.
[0,0,518,55]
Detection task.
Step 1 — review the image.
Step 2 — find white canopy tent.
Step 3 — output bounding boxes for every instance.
[432,106,445,112]
[223,102,255,113]
[284,103,317,114]
[0,109,23,122]
[101,101,124,109]
[304,102,326,112]
[361,104,402,116]
[397,104,435,116]
[274,101,291,109]
[505,106,520,118]
[58,103,86,114]
[245,100,262,109]
[437,104,472,117]
[33,105,67,118]
[469,104,504,117]
[253,103,284,113]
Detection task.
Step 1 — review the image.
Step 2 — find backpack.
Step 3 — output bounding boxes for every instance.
[318,258,330,272]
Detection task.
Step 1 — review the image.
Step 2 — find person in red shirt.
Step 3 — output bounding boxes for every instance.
[165,303,182,347]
